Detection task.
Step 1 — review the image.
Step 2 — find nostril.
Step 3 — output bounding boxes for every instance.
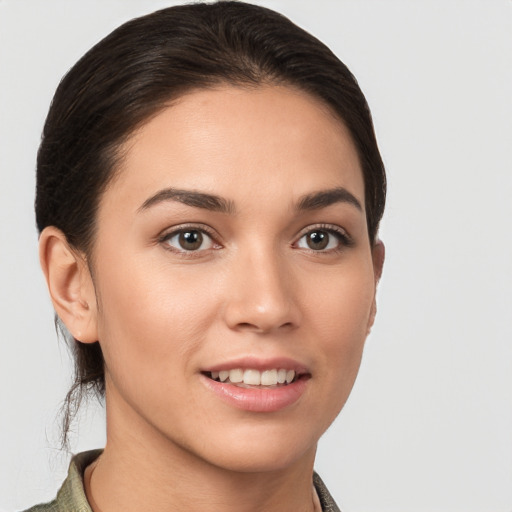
[233,320,295,333]
[237,322,255,330]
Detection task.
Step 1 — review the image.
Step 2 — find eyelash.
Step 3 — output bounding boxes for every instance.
[158,223,353,256]
[158,224,221,256]
[294,224,354,254]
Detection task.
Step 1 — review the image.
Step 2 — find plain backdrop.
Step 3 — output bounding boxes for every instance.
[1,1,511,511]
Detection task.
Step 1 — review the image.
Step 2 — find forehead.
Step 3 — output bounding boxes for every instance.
[105,84,364,211]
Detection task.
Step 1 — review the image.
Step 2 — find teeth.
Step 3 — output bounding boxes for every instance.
[209,368,297,386]
[261,369,278,386]
[243,369,261,385]
[229,368,244,383]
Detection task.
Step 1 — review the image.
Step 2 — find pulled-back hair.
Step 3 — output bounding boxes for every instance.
[35,1,386,442]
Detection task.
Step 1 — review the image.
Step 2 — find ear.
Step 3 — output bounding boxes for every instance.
[39,226,98,343]
[367,239,385,334]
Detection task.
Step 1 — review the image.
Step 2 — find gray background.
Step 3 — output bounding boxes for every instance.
[1,1,511,511]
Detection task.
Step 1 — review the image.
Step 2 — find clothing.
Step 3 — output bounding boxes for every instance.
[23,450,341,512]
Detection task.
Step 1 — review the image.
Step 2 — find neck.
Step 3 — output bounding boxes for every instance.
[87,386,319,512]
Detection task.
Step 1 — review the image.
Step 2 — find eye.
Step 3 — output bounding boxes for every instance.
[162,228,216,252]
[296,227,350,252]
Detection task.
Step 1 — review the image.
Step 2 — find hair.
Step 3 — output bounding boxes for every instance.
[35,1,386,444]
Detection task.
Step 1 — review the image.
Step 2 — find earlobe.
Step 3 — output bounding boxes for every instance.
[39,226,98,343]
[367,239,385,334]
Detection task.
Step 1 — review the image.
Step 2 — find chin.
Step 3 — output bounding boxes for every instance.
[208,441,316,474]
[176,421,320,474]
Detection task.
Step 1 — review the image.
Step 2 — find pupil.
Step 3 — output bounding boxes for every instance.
[308,231,328,250]
[179,230,202,250]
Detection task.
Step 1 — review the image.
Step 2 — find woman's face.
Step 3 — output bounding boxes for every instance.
[88,85,381,472]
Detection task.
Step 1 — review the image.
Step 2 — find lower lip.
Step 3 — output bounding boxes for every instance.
[200,375,309,413]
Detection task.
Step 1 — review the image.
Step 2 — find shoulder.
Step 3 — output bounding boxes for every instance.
[22,503,57,512]
[21,450,102,512]
[22,504,53,512]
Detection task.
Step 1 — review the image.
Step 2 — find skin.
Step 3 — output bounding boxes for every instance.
[40,85,384,512]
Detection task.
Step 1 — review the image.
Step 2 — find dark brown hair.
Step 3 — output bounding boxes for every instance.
[35,1,386,442]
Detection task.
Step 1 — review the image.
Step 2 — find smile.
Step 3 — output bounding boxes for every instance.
[200,362,310,412]
[206,368,297,387]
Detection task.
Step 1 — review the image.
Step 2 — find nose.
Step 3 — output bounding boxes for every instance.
[222,246,300,334]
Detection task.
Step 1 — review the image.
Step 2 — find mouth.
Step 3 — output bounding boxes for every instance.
[202,368,307,388]
[200,363,310,412]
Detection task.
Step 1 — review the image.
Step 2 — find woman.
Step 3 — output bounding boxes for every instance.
[27,1,385,511]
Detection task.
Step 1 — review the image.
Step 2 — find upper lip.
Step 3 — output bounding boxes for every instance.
[201,356,309,375]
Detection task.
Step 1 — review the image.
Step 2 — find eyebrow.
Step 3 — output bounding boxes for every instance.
[139,186,361,215]
[139,187,235,214]
[297,187,362,212]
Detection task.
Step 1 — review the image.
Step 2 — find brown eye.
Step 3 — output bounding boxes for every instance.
[296,227,349,252]
[163,229,215,252]
[179,230,203,250]
[306,231,329,250]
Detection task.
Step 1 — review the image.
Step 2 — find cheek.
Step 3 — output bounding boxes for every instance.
[305,259,375,341]
[93,256,218,386]
[303,260,375,397]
